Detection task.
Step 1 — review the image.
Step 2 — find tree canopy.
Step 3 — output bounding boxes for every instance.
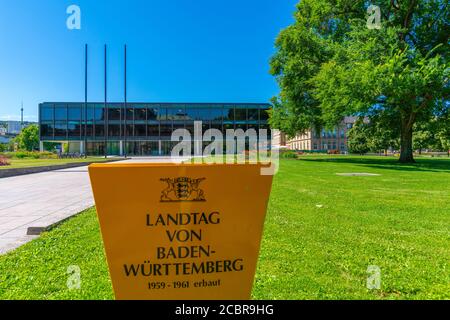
[270,0,449,162]
[15,124,39,151]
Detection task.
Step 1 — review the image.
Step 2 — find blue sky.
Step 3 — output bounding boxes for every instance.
[0,0,297,121]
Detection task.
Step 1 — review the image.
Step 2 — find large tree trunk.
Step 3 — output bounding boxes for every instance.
[399,113,415,163]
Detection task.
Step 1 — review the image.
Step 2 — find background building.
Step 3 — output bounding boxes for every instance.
[6,121,22,134]
[274,117,357,152]
[39,102,271,156]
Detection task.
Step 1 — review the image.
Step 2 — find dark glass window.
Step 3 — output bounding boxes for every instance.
[95,125,105,137]
[126,124,134,137]
[55,105,67,120]
[135,108,147,121]
[235,108,247,121]
[109,124,121,137]
[185,123,195,135]
[158,108,168,120]
[40,122,53,136]
[187,122,209,135]
[172,123,185,135]
[108,108,121,121]
[148,124,159,137]
[54,122,67,137]
[95,107,106,121]
[41,106,53,121]
[126,108,135,121]
[210,108,223,121]
[135,124,147,136]
[167,107,186,121]
[147,108,158,120]
[85,124,94,137]
[86,107,95,121]
[68,122,81,137]
[160,123,172,137]
[186,108,210,121]
[247,109,259,121]
[260,109,269,121]
[223,107,234,121]
[68,106,81,121]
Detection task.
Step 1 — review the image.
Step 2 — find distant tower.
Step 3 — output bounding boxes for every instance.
[21,101,24,130]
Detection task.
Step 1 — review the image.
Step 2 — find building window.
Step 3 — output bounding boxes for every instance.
[54,121,67,137]
[135,124,147,137]
[247,109,259,121]
[135,108,147,121]
[160,123,172,137]
[108,108,121,121]
[40,122,53,136]
[95,124,105,137]
[95,107,106,121]
[210,108,223,122]
[147,108,158,120]
[108,124,121,137]
[126,108,135,121]
[68,121,81,137]
[55,105,67,121]
[41,106,53,121]
[223,107,234,122]
[235,108,247,121]
[260,109,269,121]
[167,106,186,121]
[148,124,159,137]
[68,106,81,121]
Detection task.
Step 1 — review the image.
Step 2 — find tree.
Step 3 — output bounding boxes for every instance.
[413,122,436,154]
[270,0,449,163]
[347,116,399,155]
[347,120,370,155]
[15,124,39,151]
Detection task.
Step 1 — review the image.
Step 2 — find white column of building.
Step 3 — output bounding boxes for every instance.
[80,141,85,155]
[119,141,124,156]
[39,141,44,152]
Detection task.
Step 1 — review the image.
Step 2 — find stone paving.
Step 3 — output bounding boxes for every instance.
[0,157,189,254]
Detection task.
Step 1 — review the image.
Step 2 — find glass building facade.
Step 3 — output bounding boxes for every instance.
[39,102,271,156]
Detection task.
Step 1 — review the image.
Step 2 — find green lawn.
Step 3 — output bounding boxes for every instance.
[0,157,112,170]
[0,156,449,299]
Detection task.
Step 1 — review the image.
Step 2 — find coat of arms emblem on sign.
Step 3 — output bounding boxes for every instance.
[160,177,206,202]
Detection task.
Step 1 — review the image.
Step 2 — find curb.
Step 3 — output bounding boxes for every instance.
[0,159,123,179]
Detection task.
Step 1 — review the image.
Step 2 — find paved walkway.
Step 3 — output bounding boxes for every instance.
[0,157,189,254]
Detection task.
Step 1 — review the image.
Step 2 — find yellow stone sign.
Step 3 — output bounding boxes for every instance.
[88,163,273,300]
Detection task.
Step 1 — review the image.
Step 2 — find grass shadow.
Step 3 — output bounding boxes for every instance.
[296,156,450,173]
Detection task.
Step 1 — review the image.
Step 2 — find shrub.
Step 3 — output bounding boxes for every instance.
[6,151,57,160]
[280,151,298,159]
[0,155,10,166]
[14,152,28,159]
